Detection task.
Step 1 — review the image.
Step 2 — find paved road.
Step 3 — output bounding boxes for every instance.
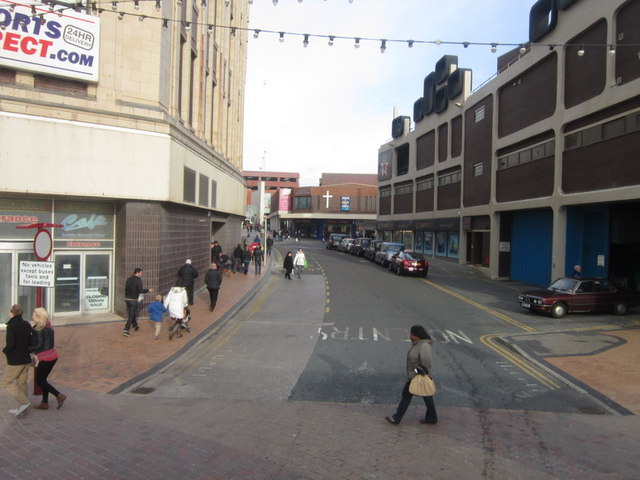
[2,239,639,479]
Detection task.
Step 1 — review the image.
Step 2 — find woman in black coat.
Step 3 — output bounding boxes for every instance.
[283,251,294,280]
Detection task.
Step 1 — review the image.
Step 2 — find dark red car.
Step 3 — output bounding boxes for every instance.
[517,277,640,318]
[388,251,429,277]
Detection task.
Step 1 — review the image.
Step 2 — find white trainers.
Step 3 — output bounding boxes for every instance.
[14,403,31,416]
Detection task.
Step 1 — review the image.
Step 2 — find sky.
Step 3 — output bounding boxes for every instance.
[243,0,537,186]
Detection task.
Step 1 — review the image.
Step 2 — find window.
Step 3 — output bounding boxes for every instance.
[475,105,486,123]
[183,168,196,203]
[199,175,209,206]
[438,170,461,186]
[417,178,434,191]
[379,187,392,198]
[211,180,217,208]
[294,196,311,209]
[497,139,555,170]
[394,184,413,195]
[396,143,410,176]
[473,162,484,177]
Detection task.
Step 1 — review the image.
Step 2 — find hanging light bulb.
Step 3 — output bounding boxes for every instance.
[490,43,497,53]
[162,18,168,27]
[519,44,526,55]
[230,27,236,37]
[248,0,253,4]
[434,39,442,46]
[134,0,139,9]
[407,40,414,48]
[111,1,117,10]
[328,36,335,46]
[279,32,285,43]
[354,38,360,49]
[118,12,125,20]
[298,0,303,3]
[463,42,469,48]
[380,40,386,53]
[272,0,278,5]
[185,22,191,32]
[577,45,585,56]
[138,15,145,22]
[156,0,161,12]
[548,44,555,51]
[253,29,260,39]
[207,25,213,35]
[608,44,616,55]
[303,34,309,48]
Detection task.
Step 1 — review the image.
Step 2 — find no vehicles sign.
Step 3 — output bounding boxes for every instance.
[19,261,55,287]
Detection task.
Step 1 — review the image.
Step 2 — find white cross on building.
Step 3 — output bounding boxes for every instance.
[322,190,333,209]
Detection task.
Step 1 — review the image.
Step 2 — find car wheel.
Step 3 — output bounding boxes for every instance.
[551,302,567,318]
[613,301,628,316]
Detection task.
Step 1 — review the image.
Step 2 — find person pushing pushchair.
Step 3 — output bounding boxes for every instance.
[164,281,191,340]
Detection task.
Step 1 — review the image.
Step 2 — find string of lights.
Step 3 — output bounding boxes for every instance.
[1,0,638,56]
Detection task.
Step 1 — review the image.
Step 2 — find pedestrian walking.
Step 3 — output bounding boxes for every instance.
[178,259,199,305]
[147,295,167,340]
[233,244,244,273]
[253,244,264,275]
[242,246,252,275]
[123,267,154,337]
[2,304,32,416]
[220,253,232,277]
[204,263,223,311]
[283,251,294,280]
[210,240,222,264]
[164,282,189,340]
[385,325,438,425]
[293,248,306,279]
[266,236,273,256]
[29,307,67,410]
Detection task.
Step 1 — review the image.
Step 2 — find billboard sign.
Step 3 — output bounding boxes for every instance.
[0,3,100,82]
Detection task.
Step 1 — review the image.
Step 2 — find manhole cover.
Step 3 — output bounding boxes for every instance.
[131,387,155,395]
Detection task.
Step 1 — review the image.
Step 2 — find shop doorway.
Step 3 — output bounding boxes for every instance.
[0,248,39,318]
[53,252,111,315]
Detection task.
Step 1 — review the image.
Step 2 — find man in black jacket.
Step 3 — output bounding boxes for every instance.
[178,259,199,305]
[204,263,223,311]
[123,268,154,337]
[2,304,32,416]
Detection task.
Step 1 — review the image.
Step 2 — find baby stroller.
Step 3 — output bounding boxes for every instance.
[169,306,191,340]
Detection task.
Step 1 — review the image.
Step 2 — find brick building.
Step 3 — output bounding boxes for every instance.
[270,173,377,239]
[377,0,640,287]
[0,1,250,321]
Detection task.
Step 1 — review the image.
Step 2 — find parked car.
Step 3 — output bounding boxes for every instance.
[364,240,381,261]
[337,238,356,253]
[517,276,640,318]
[326,233,347,250]
[352,238,372,257]
[374,242,405,267]
[388,251,429,277]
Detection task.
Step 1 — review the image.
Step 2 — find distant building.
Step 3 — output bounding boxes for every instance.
[243,170,300,205]
[377,0,640,287]
[271,173,377,238]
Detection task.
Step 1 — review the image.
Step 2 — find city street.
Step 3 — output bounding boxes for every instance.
[2,239,640,479]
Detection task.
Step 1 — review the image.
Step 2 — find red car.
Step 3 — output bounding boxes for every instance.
[518,277,640,318]
[388,251,429,277]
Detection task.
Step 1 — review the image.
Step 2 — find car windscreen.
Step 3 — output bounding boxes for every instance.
[388,244,403,252]
[404,253,425,261]
[548,278,578,292]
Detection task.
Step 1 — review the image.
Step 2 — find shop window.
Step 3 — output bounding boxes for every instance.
[294,196,311,209]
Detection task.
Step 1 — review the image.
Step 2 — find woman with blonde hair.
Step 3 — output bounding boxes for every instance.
[30,308,66,410]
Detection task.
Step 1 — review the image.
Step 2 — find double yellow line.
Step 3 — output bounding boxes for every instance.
[480,334,561,389]
[421,278,560,389]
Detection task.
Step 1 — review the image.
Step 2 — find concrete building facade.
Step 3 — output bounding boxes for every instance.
[0,0,250,322]
[377,0,640,287]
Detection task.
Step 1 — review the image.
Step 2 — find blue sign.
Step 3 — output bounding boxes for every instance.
[340,197,350,211]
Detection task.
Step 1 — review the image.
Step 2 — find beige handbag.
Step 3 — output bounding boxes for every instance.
[409,368,436,397]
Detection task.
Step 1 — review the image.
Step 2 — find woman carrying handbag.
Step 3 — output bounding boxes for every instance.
[385,325,438,425]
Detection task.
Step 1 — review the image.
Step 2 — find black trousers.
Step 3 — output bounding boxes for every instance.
[207,288,219,309]
[392,380,438,423]
[124,299,139,331]
[35,359,60,403]
[185,284,194,305]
